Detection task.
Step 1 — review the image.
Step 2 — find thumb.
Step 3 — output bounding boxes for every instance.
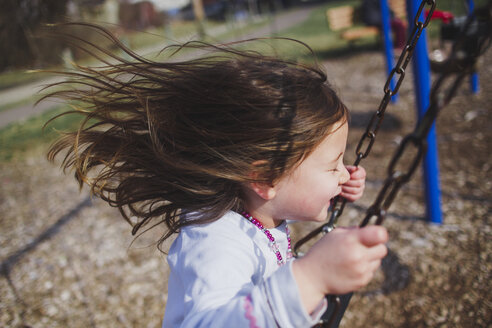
[345,165,358,174]
[357,226,388,247]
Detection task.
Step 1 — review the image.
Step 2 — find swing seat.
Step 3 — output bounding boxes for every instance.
[341,27,380,41]
[389,0,407,20]
[326,6,380,42]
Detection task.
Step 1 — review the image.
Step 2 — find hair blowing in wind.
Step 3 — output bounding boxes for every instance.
[44,23,348,247]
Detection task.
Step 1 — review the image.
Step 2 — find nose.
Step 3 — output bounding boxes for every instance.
[339,165,350,185]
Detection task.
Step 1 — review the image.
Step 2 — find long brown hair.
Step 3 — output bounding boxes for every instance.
[45,23,348,246]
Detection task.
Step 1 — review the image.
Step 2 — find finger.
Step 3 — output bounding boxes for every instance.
[342,182,365,190]
[366,258,381,272]
[340,192,363,202]
[344,176,365,184]
[340,186,364,199]
[345,165,358,173]
[365,244,388,261]
[345,165,366,179]
[340,190,362,198]
[351,168,366,181]
[357,226,388,247]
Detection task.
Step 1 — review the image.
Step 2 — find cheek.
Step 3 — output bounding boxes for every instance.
[305,183,338,210]
[315,178,339,198]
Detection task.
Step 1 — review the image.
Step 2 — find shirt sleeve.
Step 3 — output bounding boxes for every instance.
[166,227,325,328]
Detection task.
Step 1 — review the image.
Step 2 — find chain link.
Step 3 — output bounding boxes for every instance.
[294,0,492,262]
[294,0,437,254]
[297,0,492,253]
[360,3,491,228]
[297,1,492,326]
[331,0,437,224]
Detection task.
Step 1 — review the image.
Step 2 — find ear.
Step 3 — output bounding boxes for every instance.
[248,160,276,200]
[249,181,276,200]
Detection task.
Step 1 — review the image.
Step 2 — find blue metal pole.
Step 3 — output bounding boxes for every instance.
[406,0,442,224]
[380,0,398,102]
[471,71,479,93]
[468,0,479,93]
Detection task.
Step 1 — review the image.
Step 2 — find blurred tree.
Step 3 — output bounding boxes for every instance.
[0,0,69,71]
[192,0,205,38]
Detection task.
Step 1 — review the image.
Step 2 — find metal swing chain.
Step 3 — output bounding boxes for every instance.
[360,2,491,227]
[305,1,491,327]
[294,0,437,255]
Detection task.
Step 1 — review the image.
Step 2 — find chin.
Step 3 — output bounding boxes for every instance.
[312,209,330,222]
[312,216,327,223]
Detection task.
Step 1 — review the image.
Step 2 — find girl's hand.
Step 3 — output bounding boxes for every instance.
[340,165,366,202]
[292,226,388,313]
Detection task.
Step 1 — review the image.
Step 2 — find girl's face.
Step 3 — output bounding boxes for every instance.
[269,121,350,223]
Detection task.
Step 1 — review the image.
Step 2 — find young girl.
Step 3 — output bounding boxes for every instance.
[47,24,388,327]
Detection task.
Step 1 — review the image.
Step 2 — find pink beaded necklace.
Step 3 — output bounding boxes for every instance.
[241,211,293,266]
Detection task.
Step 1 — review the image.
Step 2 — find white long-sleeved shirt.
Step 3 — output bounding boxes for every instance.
[162,211,326,327]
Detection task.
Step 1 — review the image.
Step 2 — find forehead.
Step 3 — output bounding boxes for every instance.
[310,121,348,159]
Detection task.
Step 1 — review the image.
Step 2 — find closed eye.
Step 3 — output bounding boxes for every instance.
[327,152,344,172]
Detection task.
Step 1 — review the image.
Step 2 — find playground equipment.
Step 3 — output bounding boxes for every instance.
[408,0,443,225]
[296,0,491,326]
[380,0,486,225]
[429,0,482,92]
[325,6,380,42]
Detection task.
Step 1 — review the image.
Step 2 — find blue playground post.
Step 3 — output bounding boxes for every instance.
[468,0,479,93]
[471,70,479,93]
[380,0,398,102]
[407,0,443,224]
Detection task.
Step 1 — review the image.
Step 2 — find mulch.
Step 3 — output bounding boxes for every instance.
[0,44,490,327]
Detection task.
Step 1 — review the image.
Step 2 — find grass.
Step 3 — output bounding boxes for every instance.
[0,14,277,163]
[230,0,379,63]
[0,105,85,162]
[0,96,37,114]
[0,70,52,91]
[0,16,269,94]
[0,19,217,92]
[279,0,378,59]
[124,20,223,50]
[126,16,273,61]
